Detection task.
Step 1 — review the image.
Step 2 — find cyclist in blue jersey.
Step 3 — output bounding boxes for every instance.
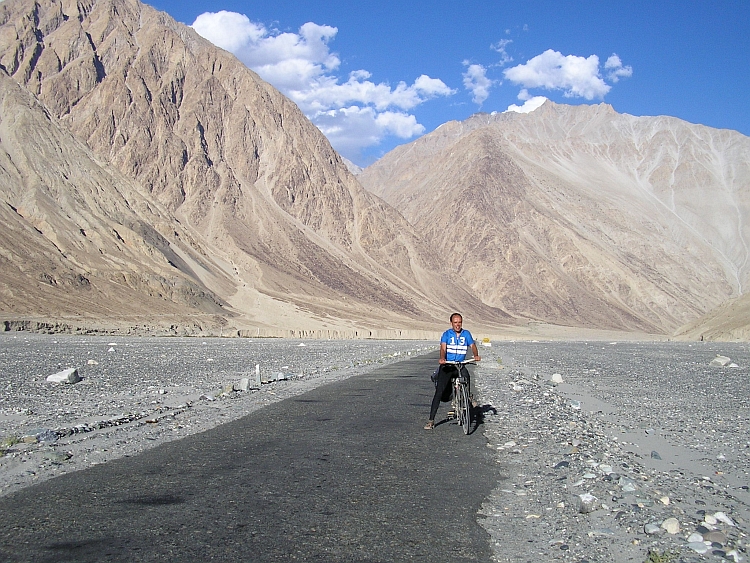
[424,312,481,430]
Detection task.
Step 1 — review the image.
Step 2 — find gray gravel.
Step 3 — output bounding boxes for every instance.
[1,335,749,563]
[475,340,750,563]
[0,333,431,496]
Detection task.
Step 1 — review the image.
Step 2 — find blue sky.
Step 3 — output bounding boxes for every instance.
[148,0,750,167]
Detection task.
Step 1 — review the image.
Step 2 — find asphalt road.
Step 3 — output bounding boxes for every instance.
[0,353,498,562]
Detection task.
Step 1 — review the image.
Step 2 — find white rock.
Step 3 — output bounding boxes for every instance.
[235,378,251,392]
[551,373,564,384]
[704,514,718,526]
[661,517,680,534]
[725,549,741,562]
[687,532,704,543]
[714,511,735,527]
[710,355,732,367]
[46,368,81,384]
[619,477,637,492]
[576,493,597,514]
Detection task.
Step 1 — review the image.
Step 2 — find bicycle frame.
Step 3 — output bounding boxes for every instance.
[443,360,476,434]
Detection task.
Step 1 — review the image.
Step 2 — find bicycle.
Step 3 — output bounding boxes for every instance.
[443,359,477,434]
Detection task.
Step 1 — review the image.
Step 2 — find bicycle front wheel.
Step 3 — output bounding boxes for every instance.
[459,382,471,434]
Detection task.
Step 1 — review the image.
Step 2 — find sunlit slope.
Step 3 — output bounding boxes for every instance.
[360,102,750,333]
[0,0,508,333]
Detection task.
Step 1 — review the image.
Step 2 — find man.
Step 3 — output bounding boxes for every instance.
[424,313,481,430]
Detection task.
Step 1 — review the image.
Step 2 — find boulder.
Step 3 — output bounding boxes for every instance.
[46,368,81,384]
[710,355,732,367]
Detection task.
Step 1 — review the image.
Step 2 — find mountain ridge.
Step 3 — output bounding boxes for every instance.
[359,101,750,334]
[0,0,509,337]
[2,0,749,339]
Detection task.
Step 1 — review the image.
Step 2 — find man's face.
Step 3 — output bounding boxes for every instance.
[451,316,462,333]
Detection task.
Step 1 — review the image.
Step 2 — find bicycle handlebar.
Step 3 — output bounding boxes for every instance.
[443,359,480,365]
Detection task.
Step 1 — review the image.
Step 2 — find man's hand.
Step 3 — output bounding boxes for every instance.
[474,355,481,362]
[438,358,446,364]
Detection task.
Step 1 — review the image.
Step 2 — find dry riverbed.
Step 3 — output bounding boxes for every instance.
[1,334,748,563]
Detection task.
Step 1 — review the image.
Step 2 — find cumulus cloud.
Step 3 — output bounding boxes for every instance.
[192,11,453,161]
[462,63,494,105]
[504,49,610,100]
[605,53,633,82]
[312,106,424,154]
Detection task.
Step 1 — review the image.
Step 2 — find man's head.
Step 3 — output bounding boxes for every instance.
[450,313,463,333]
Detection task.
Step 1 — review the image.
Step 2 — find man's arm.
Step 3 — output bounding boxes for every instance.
[439,341,447,364]
[471,343,481,362]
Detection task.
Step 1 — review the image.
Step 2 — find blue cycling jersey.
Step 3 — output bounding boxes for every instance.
[441,328,475,362]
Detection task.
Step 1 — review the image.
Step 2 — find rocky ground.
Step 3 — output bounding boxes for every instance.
[1,334,748,563]
[476,340,749,563]
[0,334,433,497]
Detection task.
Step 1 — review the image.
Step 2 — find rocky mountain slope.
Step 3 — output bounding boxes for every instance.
[359,102,750,334]
[0,0,506,336]
[0,70,235,331]
[2,0,748,338]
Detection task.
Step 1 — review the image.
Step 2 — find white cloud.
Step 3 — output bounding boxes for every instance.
[490,39,513,66]
[505,96,548,114]
[312,107,424,154]
[503,49,632,101]
[504,49,610,100]
[462,63,494,105]
[192,11,266,52]
[192,11,453,161]
[605,53,633,82]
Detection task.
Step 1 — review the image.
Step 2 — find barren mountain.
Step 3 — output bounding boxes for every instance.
[0,0,506,335]
[0,69,236,331]
[360,102,750,334]
[2,0,746,338]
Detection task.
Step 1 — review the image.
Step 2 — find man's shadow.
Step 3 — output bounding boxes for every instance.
[435,403,497,435]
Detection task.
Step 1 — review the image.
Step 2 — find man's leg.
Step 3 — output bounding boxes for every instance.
[426,366,455,428]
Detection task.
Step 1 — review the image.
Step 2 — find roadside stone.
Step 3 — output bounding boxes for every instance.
[46,368,81,384]
[709,355,732,367]
[687,541,710,554]
[661,518,680,534]
[576,493,598,514]
[714,512,735,527]
[703,530,727,545]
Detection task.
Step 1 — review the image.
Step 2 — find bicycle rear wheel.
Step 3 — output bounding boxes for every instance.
[459,382,471,434]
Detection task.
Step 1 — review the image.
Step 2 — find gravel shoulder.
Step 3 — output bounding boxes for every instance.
[475,340,749,563]
[1,335,748,563]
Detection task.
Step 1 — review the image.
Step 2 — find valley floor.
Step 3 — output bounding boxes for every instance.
[1,335,747,562]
